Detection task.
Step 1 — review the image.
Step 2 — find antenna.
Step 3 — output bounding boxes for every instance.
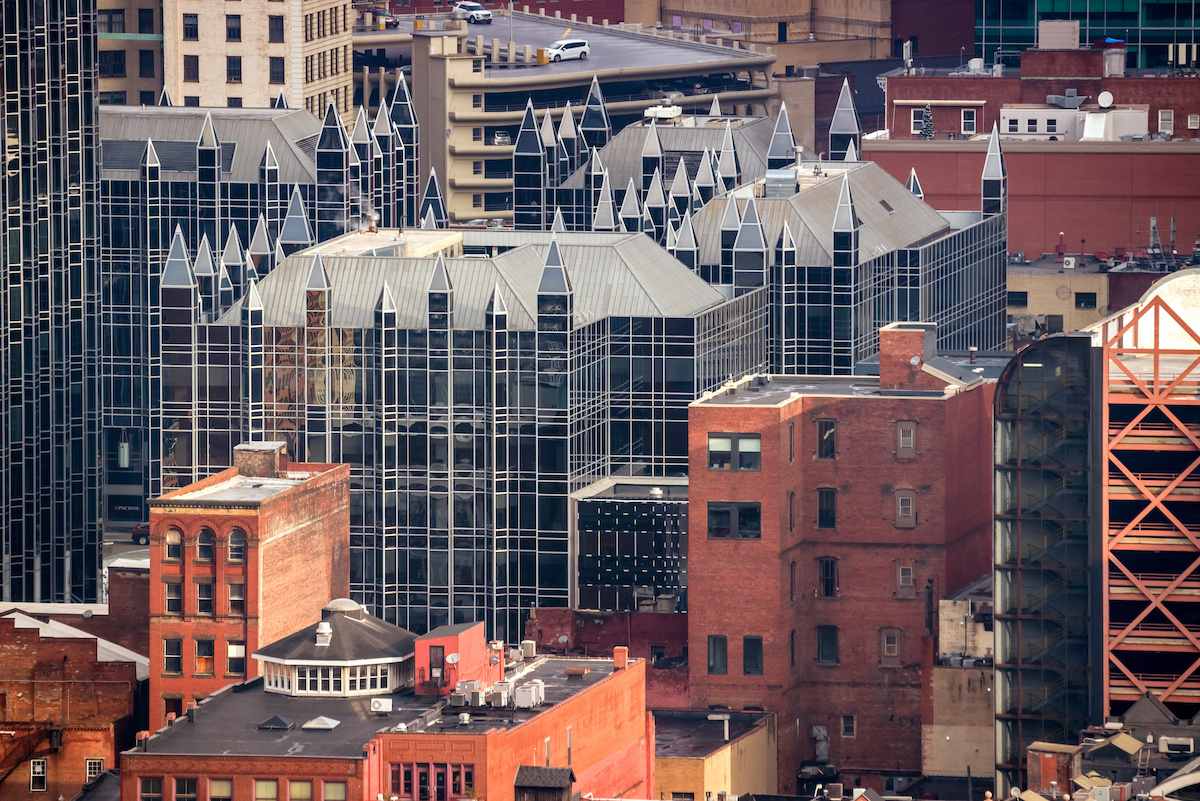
[445,653,461,665]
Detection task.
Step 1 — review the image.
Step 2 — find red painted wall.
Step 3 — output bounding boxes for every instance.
[414,623,503,694]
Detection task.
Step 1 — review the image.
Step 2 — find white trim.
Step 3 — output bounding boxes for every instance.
[893,99,987,106]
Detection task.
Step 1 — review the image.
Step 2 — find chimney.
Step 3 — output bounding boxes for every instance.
[233,441,288,478]
[878,322,940,391]
[613,645,629,670]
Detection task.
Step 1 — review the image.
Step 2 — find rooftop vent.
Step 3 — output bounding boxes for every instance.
[301,716,340,731]
[257,715,296,731]
[315,621,333,647]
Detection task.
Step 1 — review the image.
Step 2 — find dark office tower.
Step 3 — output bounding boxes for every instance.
[194,114,223,249]
[558,101,578,177]
[0,0,102,602]
[829,78,861,162]
[222,227,247,297]
[719,195,740,279]
[217,263,235,312]
[675,212,698,272]
[833,174,860,268]
[770,220,799,372]
[767,102,797,170]
[733,197,768,296]
[592,173,617,232]
[717,124,738,192]
[316,104,353,242]
[514,101,547,231]
[668,157,691,217]
[695,148,717,206]
[619,178,641,234]
[420,169,448,229]
[579,75,612,151]
[540,110,558,192]
[982,123,1008,217]
[159,230,200,493]
[305,254,333,464]
[906,167,924,201]
[388,78,420,227]
[644,168,668,244]
[259,141,284,243]
[372,103,399,230]
[241,280,265,441]
[279,185,315,256]
[193,235,217,319]
[351,107,376,225]
[248,216,272,277]
[641,119,663,194]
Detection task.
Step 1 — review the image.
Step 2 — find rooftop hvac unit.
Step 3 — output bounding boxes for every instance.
[458,712,471,725]
[828,784,844,801]
[1094,787,1110,801]
[456,680,479,694]
[764,169,798,198]
[1159,736,1195,757]
[514,685,537,709]
[369,698,392,714]
[449,692,466,707]
[529,678,545,704]
[508,648,524,663]
[521,639,537,658]
[491,689,509,708]
[468,690,486,706]
[1063,256,1077,269]
[493,680,513,695]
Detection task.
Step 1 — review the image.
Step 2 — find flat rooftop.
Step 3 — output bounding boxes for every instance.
[1009,254,1176,276]
[313,228,462,258]
[653,710,770,759]
[137,655,625,758]
[170,473,321,506]
[572,476,688,501]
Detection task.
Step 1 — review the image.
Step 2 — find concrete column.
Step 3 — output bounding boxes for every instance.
[507,41,515,62]
[554,9,561,18]
[570,13,576,21]
[475,34,483,54]
[586,16,592,23]
[602,18,608,25]
[522,44,533,61]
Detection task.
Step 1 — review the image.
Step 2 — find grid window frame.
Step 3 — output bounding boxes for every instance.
[961,108,976,135]
[896,490,917,528]
[743,635,763,675]
[30,758,47,792]
[197,529,214,561]
[816,419,836,459]
[269,15,286,43]
[270,57,286,84]
[707,432,761,471]
[226,14,242,41]
[817,488,837,529]
[165,581,182,614]
[183,55,199,83]
[228,530,246,562]
[183,13,199,40]
[99,49,126,78]
[197,582,214,615]
[196,639,216,675]
[842,715,856,737]
[881,627,901,666]
[816,556,838,598]
[706,501,762,539]
[910,108,923,134]
[707,634,728,675]
[86,759,104,782]
[897,421,917,457]
[816,625,839,664]
[227,55,243,84]
[164,638,183,674]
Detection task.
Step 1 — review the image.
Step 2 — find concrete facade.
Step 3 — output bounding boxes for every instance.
[96,0,164,107]
[147,442,350,727]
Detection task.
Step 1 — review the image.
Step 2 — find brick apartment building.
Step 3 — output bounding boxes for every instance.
[121,600,654,801]
[0,613,148,800]
[147,441,350,727]
[687,322,996,792]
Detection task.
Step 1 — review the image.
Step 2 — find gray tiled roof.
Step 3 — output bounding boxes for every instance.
[217,232,729,330]
[513,766,576,788]
[253,602,417,663]
[98,106,321,183]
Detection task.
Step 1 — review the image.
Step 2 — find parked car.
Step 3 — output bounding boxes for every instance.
[365,8,400,27]
[546,39,590,62]
[131,522,150,546]
[454,1,492,23]
[492,130,512,146]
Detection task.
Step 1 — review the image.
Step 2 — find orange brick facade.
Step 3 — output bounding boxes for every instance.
[687,329,994,792]
[147,449,350,727]
[0,617,142,801]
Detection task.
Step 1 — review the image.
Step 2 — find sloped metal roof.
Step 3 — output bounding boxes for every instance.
[216,232,728,331]
[98,106,320,183]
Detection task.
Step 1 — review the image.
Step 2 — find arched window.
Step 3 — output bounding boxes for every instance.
[228,529,246,562]
[197,528,214,561]
[164,529,182,561]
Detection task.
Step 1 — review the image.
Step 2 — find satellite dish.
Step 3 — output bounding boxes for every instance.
[909,355,921,366]
[558,635,569,644]
[1098,90,1113,108]
[445,653,461,665]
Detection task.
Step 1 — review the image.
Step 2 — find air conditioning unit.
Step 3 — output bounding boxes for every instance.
[430,667,442,678]
[514,685,537,709]
[521,639,537,659]
[1159,736,1194,757]
[1063,256,1077,269]
[469,690,486,706]
[828,784,844,801]
[508,648,524,663]
[491,689,509,708]
[1094,787,1110,801]
[449,692,466,707]
[369,697,392,714]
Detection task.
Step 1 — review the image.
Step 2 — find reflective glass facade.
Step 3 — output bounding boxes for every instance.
[1,0,103,601]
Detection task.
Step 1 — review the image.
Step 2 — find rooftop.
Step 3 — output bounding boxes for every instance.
[3,611,150,681]
[133,654,626,757]
[653,710,772,759]
[168,473,320,506]
[571,476,689,501]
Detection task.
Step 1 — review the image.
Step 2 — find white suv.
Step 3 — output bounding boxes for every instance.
[454,2,492,23]
[546,38,589,62]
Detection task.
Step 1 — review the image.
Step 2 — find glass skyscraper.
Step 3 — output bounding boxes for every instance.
[1,0,104,601]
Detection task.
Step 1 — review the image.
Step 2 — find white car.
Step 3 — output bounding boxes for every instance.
[546,38,589,62]
[454,1,492,23]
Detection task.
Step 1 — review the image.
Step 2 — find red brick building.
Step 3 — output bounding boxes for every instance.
[147,441,350,727]
[0,612,147,800]
[687,322,995,792]
[121,600,653,801]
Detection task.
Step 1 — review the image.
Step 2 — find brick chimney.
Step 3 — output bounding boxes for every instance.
[233,441,288,478]
[878,323,946,392]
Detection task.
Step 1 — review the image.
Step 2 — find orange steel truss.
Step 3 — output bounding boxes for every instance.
[1103,295,1200,714]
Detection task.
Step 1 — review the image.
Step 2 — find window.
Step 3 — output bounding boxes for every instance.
[99,91,127,105]
[210,781,233,801]
[743,636,763,675]
[1159,109,1174,135]
[1007,117,1018,133]
[185,96,200,107]
[30,759,47,791]
[790,630,796,668]
[788,491,795,531]
[197,528,214,561]
[896,563,915,599]
[842,715,856,737]
[164,639,183,674]
[256,781,279,801]
[961,108,976,135]
[817,488,836,529]
[98,9,124,32]
[228,583,246,616]
[270,57,286,84]
[472,194,482,209]
[1007,290,1028,308]
[881,627,901,666]
[139,49,155,78]
[817,557,838,598]
[897,421,916,458]
[228,530,246,562]
[788,421,795,463]
[896,490,916,528]
[196,640,215,674]
[226,14,241,40]
[140,91,156,105]
[86,759,104,781]
[269,15,285,42]
[707,635,728,675]
[141,778,163,801]
[183,56,199,83]
[165,581,182,613]
[1027,118,1037,132]
[324,783,346,801]
[1046,118,1057,133]
[473,127,483,142]
[230,97,244,109]
[99,50,126,78]
[138,8,154,33]
[183,13,199,39]
[910,108,923,134]
[227,56,242,83]
[1189,114,1200,130]
[473,94,483,108]
[816,625,839,664]
[707,502,761,539]
[197,583,214,614]
[790,561,797,602]
[707,433,761,470]
[816,420,835,459]
[227,642,246,675]
[289,781,312,801]
[176,779,198,801]
[1075,292,1097,309]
